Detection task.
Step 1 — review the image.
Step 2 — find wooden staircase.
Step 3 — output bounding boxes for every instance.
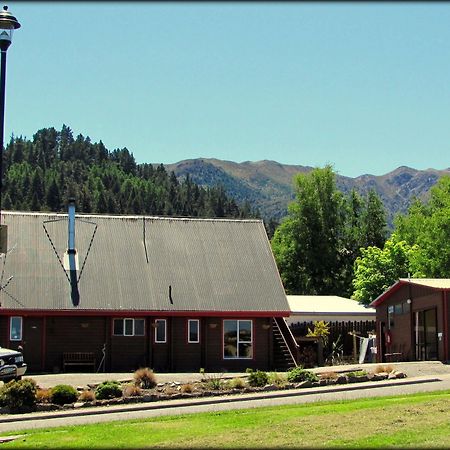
[272,317,299,371]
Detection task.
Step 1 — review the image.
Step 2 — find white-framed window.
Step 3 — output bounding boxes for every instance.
[113,318,145,336]
[154,319,167,343]
[188,319,200,343]
[223,319,253,359]
[10,316,23,341]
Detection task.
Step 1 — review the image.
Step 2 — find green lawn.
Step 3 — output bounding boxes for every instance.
[2,390,450,448]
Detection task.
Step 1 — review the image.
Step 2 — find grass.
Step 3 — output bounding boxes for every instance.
[2,390,449,448]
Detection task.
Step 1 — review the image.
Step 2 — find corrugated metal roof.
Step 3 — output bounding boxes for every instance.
[0,212,289,314]
[286,295,375,315]
[398,278,450,289]
[371,278,450,307]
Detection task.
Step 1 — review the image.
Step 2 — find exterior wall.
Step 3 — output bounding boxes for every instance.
[46,316,107,373]
[171,317,202,372]
[203,317,271,372]
[376,285,448,362]
[0,314,275,373]
[109,317,148,372]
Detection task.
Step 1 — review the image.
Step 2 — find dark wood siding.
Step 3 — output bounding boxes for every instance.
[376,284,446,362]
[46,316,107,372]
[0,316,10,349]
[0,314,276,373]
[204,317,271,372]
[109,317,148,372]
[171,317,202,371]
[150,318,170,372]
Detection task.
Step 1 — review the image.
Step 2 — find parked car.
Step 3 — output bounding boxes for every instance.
[0,347,27,382]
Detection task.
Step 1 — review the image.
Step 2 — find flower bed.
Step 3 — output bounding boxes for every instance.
[0,365,407,415]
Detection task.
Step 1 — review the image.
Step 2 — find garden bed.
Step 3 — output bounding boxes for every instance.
[0,365,407,415]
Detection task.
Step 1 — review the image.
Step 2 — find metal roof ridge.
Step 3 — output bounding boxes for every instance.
[2,211,262,223]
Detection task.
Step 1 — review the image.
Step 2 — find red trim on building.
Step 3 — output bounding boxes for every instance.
[370,280,450,307]
[0,310,290,318]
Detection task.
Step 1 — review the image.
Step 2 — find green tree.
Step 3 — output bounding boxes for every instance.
[272,167,388,297]
[362,189,387,248]
[271,166,345,295]
[352,237,420,306]
[394,176,450,278]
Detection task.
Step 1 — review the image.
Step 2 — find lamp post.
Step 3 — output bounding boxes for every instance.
[0,5,20,253]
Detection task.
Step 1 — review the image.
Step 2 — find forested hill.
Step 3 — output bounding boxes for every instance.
[2,126,258,220]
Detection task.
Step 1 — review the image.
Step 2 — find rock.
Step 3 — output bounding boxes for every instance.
[394,371,406,378]
[36,403,61,412]
[73,402,85,408]
[336,375,348,384]
[348,375,368,383]
[295,380,313,389]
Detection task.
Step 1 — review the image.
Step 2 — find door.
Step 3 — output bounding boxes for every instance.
[22,317,44,372]
[415,309,438,360]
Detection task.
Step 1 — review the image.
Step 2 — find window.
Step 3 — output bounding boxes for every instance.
[403,301,411,314]
[10,317,22,341]
[223,320,253,359]
[188,319,199,343]
[113,318,145,336]
[154,319,166,343]
[388,305,394,328]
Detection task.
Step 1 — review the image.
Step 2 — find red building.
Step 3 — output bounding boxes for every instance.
[0,209,297,373]
[371,278,450,363]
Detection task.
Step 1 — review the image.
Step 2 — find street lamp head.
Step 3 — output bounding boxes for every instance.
[0,5,20,51]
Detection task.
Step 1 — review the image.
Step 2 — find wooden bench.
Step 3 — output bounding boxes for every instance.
[384,352,402,362]
[63,352,96,372]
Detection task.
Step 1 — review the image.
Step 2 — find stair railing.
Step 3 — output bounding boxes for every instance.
[272,317,299,367]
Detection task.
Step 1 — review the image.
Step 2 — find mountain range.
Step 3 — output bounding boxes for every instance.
[165,158,450,226]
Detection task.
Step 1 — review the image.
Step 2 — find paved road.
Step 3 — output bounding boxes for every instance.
[1,367,449,433]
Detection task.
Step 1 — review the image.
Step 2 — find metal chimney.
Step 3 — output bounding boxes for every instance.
[63,199,80,306]
[68,198,76,253]
[64,199,79,271]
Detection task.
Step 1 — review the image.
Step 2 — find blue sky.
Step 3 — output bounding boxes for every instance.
[4,2,450,177]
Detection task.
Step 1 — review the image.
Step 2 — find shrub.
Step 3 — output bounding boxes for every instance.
[50,384,78,405]
[318,371,338,380]
[268,372,288,387]
[227,377,246,390]
[287,367,319,383]
[372,365,394,374]
[95,381,122,400]
[36,388,52,403]
[1,378,37,411]
[134,368,157,389]
[123,383,142,397]
[180,383,194,394]
[202,373,224,391]
[247,370,269,387]
[78,389,95,402]
[346,370,368,378]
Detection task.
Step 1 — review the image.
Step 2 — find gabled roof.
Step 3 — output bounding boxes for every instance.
[287,295,375,315]
[0,212,289,315]
[370,278,450,307]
